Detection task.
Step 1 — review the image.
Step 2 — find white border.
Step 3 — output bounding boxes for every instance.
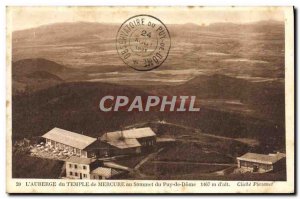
[1,2,297,198]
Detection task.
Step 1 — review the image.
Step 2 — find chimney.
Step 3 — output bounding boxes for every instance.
[120,129,124,140]
[119,126,125,141]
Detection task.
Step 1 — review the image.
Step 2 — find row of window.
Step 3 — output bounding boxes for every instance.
[240,161,272,169]
[69,172,87,178]
[92,175,104,179]
[69,163,87,170]
[141,140,155,146]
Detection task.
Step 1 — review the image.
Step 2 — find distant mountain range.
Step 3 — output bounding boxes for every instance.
[13,22,117,45]
[12,21,284,74]
[13,20,284,42]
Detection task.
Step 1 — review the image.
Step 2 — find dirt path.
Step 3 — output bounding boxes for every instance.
[134,148,164,170]
[151,160,236,166]
[58,162,66,178]
[161,121,239,142]
[125,121,258,146]
[103,161,132,171]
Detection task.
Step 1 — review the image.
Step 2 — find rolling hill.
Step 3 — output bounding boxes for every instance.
[12,58,67,94]
[142,73,285,125]
[12,58,66,76]
[12,81,156,139]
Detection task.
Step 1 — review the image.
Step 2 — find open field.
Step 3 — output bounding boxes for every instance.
[114,155,147,168]
[155,142,234,163]
[140,162,228,178]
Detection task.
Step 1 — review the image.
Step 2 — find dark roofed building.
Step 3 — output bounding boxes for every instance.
[237,152,286,173]
[100,127,157,155]
[42,127,97,158]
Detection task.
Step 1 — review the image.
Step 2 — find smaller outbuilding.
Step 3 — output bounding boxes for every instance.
[237,152,286,173]
[66,156,101,179]
[91,167,123,180]
[65,156,125,180]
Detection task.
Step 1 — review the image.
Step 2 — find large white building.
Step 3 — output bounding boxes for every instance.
[42,127,97,158]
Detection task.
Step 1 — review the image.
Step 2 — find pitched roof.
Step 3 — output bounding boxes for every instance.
[105,138,141,149]
[66,156,97,165]
[91,167,121,178]
[104,127,156,139]
[100,127,156,149]
[237,152,286,165]
[102,127,156,139]
[42,127,97,150]
[124,127,156,138]
[103,161,131,171]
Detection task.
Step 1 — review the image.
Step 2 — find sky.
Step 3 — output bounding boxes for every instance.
[7,6,286,31]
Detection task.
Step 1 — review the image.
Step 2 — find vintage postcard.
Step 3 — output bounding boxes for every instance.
[6,6,294,194]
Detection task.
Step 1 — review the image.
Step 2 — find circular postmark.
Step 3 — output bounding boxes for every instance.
[116,15,171,71]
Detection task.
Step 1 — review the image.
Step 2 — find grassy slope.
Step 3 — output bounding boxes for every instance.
[12,81,157,140]
[12,152,64,179]
[12,80,285,152]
